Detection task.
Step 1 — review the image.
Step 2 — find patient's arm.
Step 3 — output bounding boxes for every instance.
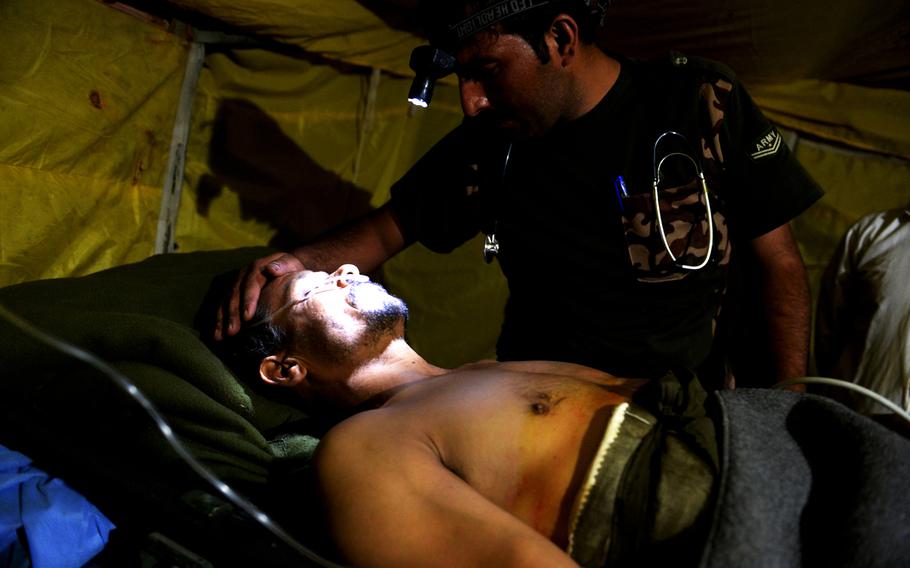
[314,413,580,568]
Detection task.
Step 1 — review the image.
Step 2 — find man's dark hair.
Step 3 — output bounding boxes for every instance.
[219,304,292,378]
[418,0,603,63]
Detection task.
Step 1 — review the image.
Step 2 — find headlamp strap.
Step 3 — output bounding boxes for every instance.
[449,0,551,40]
[448,0,611,42]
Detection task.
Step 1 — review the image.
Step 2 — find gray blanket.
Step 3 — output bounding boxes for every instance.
[701,389,910,567]
[570,389,909,567]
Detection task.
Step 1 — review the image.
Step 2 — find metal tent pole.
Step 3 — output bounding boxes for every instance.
[155,41,205,254]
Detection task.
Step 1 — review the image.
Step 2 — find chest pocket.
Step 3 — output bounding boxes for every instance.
[619,176,729,283]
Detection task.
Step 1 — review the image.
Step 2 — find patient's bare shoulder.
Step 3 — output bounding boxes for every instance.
[316,407,433,464]
[313,405,580,567]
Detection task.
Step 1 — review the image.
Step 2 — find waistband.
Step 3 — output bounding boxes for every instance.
[566,402,715,567]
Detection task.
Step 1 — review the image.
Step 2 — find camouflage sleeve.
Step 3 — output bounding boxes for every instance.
[707,70,823,241]
[389,125,484,253]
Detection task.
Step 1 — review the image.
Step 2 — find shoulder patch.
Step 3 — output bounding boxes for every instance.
[749,127,782,161]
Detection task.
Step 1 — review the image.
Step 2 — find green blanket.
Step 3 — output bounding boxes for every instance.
[0,248,314,505]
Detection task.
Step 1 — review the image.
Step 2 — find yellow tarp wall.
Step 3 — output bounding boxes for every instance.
[750,81,910,347]
[2,0,908,367]
[0,0,188,283]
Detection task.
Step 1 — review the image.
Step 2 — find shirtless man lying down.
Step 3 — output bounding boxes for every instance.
[224,264,716,568]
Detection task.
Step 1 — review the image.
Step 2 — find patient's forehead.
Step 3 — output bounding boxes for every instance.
[260,269,334,316]
[260,271,311,311]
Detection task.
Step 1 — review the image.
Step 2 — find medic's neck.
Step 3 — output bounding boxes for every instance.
[568,48,620,121]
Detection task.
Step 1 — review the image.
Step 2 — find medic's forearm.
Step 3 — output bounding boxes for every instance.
[760,261,811,383]
[749,224,811,384]
[290,203,409,274]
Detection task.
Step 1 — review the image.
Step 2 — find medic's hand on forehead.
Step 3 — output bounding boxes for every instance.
[214,251,305,342]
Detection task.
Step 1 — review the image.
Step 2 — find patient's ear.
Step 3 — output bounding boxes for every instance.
[260,355,308,387]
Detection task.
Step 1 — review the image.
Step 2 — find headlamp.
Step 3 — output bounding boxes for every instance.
[407,46,456,109]
[406,0,613,109]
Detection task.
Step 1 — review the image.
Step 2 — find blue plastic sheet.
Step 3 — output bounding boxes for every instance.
[0,444,115,568]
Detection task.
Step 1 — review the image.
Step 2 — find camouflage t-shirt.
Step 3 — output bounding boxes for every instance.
[390,54,822,378]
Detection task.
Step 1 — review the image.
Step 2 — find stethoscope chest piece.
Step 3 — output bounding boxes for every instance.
[483,232,500,263]
[481,142,512,264]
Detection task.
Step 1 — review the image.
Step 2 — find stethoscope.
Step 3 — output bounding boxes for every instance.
[651,131,714,270]
[482,143,511,264]
[481,131,714,270]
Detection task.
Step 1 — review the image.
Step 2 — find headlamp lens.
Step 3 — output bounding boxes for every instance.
[407,77,433,108]
[406,46,456,110]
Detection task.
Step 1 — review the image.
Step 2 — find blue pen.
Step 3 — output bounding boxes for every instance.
[614,175,629,212]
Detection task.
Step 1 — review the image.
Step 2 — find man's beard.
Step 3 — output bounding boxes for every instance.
[346,281,409,336]
[300,282,408,367]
